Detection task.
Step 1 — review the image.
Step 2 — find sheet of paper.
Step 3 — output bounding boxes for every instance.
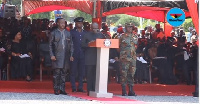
[0,47,5,52]
[19,54,30,58]
[109,59,116,63]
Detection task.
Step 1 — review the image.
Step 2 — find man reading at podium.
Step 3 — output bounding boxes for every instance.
[119,23,138,96]
[81,22,105,95]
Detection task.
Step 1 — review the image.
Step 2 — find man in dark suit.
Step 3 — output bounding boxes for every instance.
[49,18,73,95]
[81,22,104,95]
[70,17,86,92]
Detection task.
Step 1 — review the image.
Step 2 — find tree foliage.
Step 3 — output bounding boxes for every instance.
[11,0,21,10]
[30,12,51,19]
[74,10,92,23]
[106,15,121,26]
[140,19,159,29]
[113,14,139,27]
[182,18,194,32]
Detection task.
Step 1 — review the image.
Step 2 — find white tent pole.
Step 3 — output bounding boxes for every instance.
[93,0,97,18]
[21,0,25,17]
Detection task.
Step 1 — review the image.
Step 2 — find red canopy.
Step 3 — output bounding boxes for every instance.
[27,5,74,15]
[24,1,190,23]
[102,6,191,22]
[23,0,198,35]
[24,0,93,16]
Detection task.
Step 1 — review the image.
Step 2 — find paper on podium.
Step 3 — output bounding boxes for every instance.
[19,54,30,58]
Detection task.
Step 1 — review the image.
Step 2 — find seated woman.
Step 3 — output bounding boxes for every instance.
[7,29,33,81]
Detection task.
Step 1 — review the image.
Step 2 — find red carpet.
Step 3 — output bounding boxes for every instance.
[0,81,194,96]
[0,80,195,104]
[69,93,146,104]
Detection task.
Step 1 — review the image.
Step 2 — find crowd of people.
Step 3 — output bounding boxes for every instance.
[0,16,198,96]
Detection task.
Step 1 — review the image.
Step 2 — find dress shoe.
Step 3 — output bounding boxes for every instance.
[26,78,32,82]
[192,92,199,97]
[72,89,76,92]
[122,93,127,96]
[128,92,137,96]
[54,90,59,95]
[77,89,86,93]
[60,91,68,95]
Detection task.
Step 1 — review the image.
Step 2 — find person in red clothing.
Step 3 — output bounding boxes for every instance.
[101,24,111,39]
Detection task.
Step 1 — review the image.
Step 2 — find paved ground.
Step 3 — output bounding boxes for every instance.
[0,92,101,104]
[120,95,199,104]
[0,92,199,104]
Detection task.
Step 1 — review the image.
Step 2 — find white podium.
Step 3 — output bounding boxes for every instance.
[88,39,119,98]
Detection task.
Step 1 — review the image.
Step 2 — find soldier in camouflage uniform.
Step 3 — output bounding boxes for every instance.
[119,23,138,96]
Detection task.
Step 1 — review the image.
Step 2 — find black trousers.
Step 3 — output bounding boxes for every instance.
[135,60,149,82]
[109,61,120,81]
[183,59,197,84]
[53,68,66,92]
[86,65,96,92]
[153,58,177,84]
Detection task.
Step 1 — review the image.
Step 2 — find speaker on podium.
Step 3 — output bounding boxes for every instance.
[3,4,15,18]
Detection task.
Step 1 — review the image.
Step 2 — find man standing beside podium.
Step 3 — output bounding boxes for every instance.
[49,18,73,95]
[119,23,138,96]
[70,17,86,92]
[81,22,104,95]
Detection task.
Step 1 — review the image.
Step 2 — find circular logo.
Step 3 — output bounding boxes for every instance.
[166,8,185,27]
[104,39,111,47]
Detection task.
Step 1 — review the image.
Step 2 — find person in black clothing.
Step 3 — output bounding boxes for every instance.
[49,18,73,95]
[153,39,177,84]
[7,29,33,81]
[109,48,120,83]
[21,17,32,40]
[182,41,198,85]
[0,29,7,80]
[81,22,104,95]
[135,40,149,84]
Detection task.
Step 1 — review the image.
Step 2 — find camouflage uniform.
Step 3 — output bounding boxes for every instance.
[119,33,138,86]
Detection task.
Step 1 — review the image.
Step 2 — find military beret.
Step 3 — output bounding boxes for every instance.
[74,17,84,22]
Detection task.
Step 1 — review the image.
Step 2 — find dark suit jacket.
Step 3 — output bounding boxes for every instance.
[70,29,86,58]
[81,32,104,65]
[49,29,73,69]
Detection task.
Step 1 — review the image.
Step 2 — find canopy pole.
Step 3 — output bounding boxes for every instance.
[92,0,97,18]
[164,11,166,33]
[92,0,102,29]
[97,0,101,18]
[21,0,25,17]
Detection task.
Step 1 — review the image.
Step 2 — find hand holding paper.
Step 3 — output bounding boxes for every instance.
[19,54,30,58]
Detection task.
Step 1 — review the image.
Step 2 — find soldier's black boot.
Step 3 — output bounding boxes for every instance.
[122,85,127,96]
[128,85,137,96]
